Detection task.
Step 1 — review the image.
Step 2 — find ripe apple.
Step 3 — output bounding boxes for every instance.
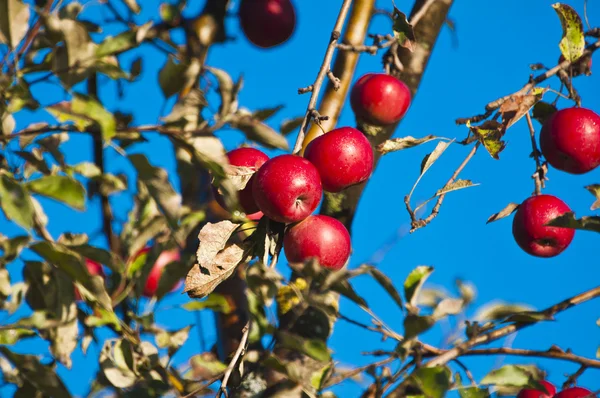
[283,215,351,270]
[74,259,105,301]
[214,147,269,217]
[304,127,374,193]
[132,247,182,298]
[517,380,556,398]
[539,107,600,174]
[350,73,412,126]
[239,0,296,48]
[512,194,575,258]
[554,387,596,398]
[252,154,322,224]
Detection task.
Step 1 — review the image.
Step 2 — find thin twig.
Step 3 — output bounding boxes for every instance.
[292,0,353,154]
[217,321,251,398]
[453,359,476,386]
[563,365,588,389]
[525,112,544,195]
[425,285,600,367]
[324,357,396,388]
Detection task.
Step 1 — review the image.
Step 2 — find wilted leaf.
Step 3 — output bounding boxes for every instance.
[253,105,284,121]
[474,301,535,322]
[0,235,30,265]
[487,202,519,224]
[546,212,600,233]
[552,3,585,62]
[404,314,435,339]
[26,175,85,211]
[585,184,600,210]
[404,266,434,308]
[433,298,464,319]
[0,347,71,397]
[481,365,543,387]
[392,7,416,51]
[128,154,181,227]
[182,293,232,314]
[206,66,236,117]
[532,101,557,125]
[468,120,505,159]
[156,326,191,357]
[190,353,227,379]
[378,135,441,154]
[0,173,34,230]
[420,141,452,176]
[223,165,256,191]
[498,91,545,130]
[277,331,331,362]
[185,221,246,298]
[409,366,451,398]
[231,113,289,150]
[100,339,137,388]
[435,179,477,197]
[0,0,30,48]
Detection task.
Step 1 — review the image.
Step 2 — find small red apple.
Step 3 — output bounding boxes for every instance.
[304,127,374,193]
[132,247,182,298]
[283,215,351,270]
[75,259,105,302]
[554,387,596,398]
[517,380,556,398]
[350,73,412,126]
[252,154,322,224]
[239,0,296,48]
[540,107,600,174]
[512,194,575,258]
[214,147,269,217]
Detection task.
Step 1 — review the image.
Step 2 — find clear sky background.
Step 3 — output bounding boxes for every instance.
[2,0,600,396]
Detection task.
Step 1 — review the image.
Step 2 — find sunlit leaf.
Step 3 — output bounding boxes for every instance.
[552,3,585,62]
[0,173,34,230]
[404,266,434,308]
[26,176,85,211]
[392,7,416,52]
[378,135,441,155]
[0,0,30,48]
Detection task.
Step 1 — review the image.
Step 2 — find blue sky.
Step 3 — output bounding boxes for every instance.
[2,0,600,396]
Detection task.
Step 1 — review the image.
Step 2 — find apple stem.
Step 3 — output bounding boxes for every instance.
[525,112,545,196]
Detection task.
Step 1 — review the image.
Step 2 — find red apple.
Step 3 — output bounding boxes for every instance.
[132,247,182,298]
[304,127,374,193]
[517,381,556,398]
[75,259,105,301]
[540,107,600,174]
[239,0,296,48]
[350,73,412,126]
[554,387,596,398]
[512,194,575,258]
[252,154,322,224]
[283,215,351,270]
[214,147,269,217]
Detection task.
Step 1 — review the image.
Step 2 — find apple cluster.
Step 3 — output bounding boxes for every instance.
[215,73,412,270]
[512,106,600,258]
[517,379,597,398]
[75,247,181,303]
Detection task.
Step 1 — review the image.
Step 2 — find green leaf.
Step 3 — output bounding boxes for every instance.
[280,116,304,135]
[404,314,435,340]
[29,241,112,309]
[532,101,557,125]
[156,326,191,357]
[0,0,30,48]
[277,331,331,362]
[481,365,543,387]
[585,184,600,210]
[71,162,101,178]
[253,105,284,121]
[189,353,227,378]
[330,279,368,308]
[230,114,289,150]
[26,175,85,211]
[474,302,535,322]
[72,94,117,141]
[355,264,403,309]
[85,307,121,331]
[68,244,124,273]
[46,102,93,131]
[158,56,200,98]
[392,7,416,52]
[96,31,137,58]
[0,328,36,345]
[0,235,30,264]
[182,293,232,314]
[404,266,434,308]
[0,173,34,230]
[0,347,72,398]
[459,387,491,398]
[378,135,442,155]
[546,212,600,233]
[409,367,452,398]
[552,3,585,62]
[128,154,181,227]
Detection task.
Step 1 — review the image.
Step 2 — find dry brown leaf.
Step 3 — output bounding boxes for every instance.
[196,221,239,267]
[486,202,519,224]
[499,88,546,130]
[224,165,256,191]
